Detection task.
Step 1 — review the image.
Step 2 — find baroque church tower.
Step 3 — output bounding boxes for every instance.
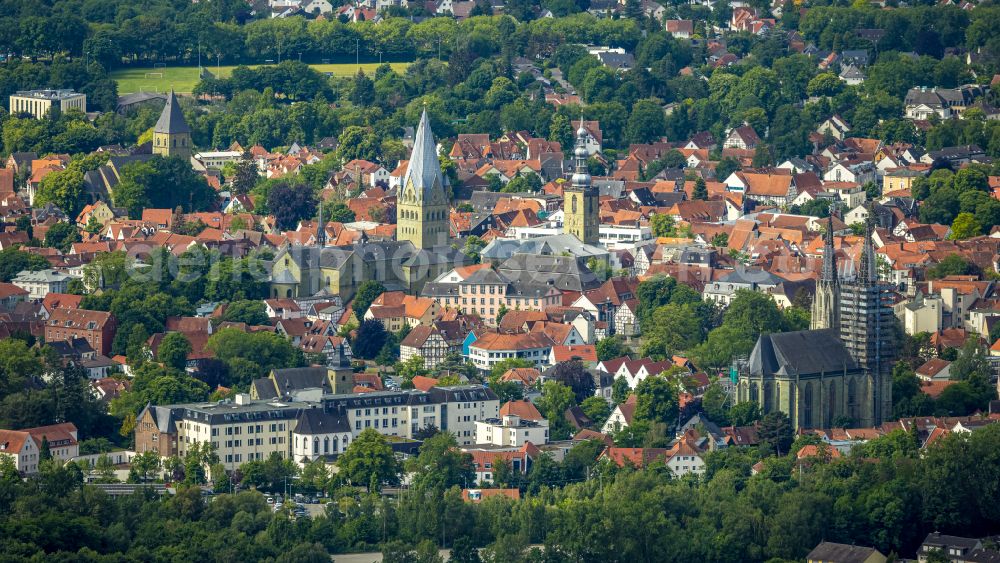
[152,90,192,160]
[563,121,599,245]
[811,213,840,330]
[397,109,450,249]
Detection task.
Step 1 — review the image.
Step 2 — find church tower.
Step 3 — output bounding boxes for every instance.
[563,121,599,245]
[152,90,192,160]
[397,109,450,249]
[811,213,840,330]
[839,204,894,425]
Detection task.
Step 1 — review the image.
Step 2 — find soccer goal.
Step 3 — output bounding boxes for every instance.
[153,62,167,69]
[144,72,164,79]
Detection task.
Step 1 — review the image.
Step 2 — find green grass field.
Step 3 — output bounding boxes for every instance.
[111,62,411,94]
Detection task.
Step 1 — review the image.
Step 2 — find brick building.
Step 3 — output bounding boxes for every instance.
[44,308,117,356]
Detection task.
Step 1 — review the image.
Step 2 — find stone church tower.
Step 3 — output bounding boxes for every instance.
[152,90,192,160]
[397,109,450,249]
[563,121,599,245]
[839,205,895,426]
[811,213,840,330]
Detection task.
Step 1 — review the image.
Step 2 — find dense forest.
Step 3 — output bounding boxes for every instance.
[2,421,1000,561]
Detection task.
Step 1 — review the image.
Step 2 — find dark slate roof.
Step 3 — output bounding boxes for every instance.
[749,329,858,377]
[252,377,279,400]
[272,366,329,393]
[497,253,602,292]
[154,90,191,135]
[462,268,508,285]
[805,542,882,563]
[293,408,351,434]
[716,269,784,286]
[48,337,94,357]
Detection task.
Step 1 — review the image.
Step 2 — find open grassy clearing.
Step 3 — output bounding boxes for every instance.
[112,62,411,94]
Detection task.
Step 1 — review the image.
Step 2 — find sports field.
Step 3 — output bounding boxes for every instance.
[111,62,411,94]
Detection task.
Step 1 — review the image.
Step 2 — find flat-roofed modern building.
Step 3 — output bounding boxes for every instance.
[10,90,86,119]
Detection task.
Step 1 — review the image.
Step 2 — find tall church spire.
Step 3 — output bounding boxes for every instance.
[821,212,837,283]
[563,119,599,245]
[397,108,449,249]
[858,202,878,286]
[152,90,192,159]
[811,210,840,330]
[316,199,325,247]
[402,109,447,201]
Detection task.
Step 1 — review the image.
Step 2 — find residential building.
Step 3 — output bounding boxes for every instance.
[250,365,355,400]
[0,282,29,310]
[193,150,242,170]
[882,168,923,194]
[723,125,761,150]
[901,292,943,335]
[916,533,988,563]
[364,291,439,331]
[703,269,785,307]
[9,89,86,119]
[25,423,79,461]
[399,322,466,369]
[664,438,706,477]
[806,542,886,563]
[453,269,562,325]
[44,308,117,356]
[602,394,637,433]
[0,430,39,474]
[467,331,554,372]
[475,414,549,446]
[12,269,71,300]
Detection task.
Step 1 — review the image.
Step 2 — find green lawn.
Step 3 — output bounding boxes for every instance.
[111,62,411,94]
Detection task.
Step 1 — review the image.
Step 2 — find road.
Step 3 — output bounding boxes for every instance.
[331,550,451,563]
[548,68,576,94]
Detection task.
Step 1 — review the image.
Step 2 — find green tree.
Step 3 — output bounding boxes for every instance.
[231,149,260,195]
[157,332,192,372]
[728,401,760,426]
[35,168,85,217]
[43,222,80,252]
[596,336,629,361]
[758,411,793,455]
[650,213,676,238]
[634,372,679,427]
[128,450,162,483]
[405,432,475,490]
[580,396,611,427]
[336,428,402,491]
[625,99,667,144]
[353,280,387,318]
[701,381,731,425]
[350,70,376,106]
[0,247,50,282]
[353,319,389,360]
[691,177,708,201]
[536,381,576,440]
[220,299,269,325]
[950,212,981,239]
